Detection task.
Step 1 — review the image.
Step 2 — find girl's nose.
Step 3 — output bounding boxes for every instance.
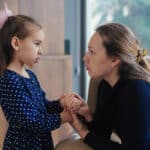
[38,48,43,55]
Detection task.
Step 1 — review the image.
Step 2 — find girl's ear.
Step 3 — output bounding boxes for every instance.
[111,57,121,68]
[11,36,20,51]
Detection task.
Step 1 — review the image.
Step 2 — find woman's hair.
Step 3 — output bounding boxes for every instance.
[96,23,150,82]
[0,15,42,76]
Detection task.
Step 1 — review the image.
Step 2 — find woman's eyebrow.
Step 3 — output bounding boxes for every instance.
[88,46,95,49]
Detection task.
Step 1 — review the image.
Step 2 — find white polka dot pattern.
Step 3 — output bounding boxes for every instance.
[0,69,62,150]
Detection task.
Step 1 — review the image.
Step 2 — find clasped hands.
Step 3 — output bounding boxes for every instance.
[59,93,92,138]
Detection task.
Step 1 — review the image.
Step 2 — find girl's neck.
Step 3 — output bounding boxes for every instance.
[7,61,29,78]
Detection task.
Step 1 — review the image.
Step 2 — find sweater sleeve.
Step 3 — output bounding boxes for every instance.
[0,78,61,132]
[83,80,150,150]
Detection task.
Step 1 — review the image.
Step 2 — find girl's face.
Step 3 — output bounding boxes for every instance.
[14,29,44,67]
[83,32,119,79]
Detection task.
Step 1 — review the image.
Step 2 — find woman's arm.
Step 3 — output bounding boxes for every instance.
[70,80,150,150]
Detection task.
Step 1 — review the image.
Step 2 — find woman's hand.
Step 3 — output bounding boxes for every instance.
[77,104,93,122]
[70,112,89,139]
[73,94,93,122]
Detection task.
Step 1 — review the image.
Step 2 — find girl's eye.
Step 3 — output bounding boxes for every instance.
[34,41,41,46]
[35,42,40,46]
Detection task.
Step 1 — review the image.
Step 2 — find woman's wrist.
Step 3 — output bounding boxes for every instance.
[85,114,93,122]
[79,129,89,139]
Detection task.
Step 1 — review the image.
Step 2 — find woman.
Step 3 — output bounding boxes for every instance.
[70,23,150,150]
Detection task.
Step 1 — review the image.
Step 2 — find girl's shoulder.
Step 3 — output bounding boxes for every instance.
[0,70,22,86]
[0,69,36,87]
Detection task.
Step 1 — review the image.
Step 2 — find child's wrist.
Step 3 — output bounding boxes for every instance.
[59,97,66,109]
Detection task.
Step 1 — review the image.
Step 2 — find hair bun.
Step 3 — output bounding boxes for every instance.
[136,49,149,63]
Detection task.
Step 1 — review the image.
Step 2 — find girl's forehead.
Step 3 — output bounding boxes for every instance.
[31,29,44,40]
[21,29,44,42]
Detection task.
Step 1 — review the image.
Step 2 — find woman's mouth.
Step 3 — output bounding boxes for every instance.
[85,64,89,70]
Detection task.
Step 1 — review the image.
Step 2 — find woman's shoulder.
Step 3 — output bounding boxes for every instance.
[126,79,150,90]
[121,79,150,99]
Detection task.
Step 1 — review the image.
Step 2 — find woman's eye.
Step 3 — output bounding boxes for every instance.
[88,49,95,55]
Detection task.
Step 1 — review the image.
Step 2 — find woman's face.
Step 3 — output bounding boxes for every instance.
[83,32,118,79]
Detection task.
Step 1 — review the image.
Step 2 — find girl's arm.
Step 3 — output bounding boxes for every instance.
[0,78,62,132]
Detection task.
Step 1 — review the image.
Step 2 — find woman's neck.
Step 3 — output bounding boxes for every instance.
[104,69,120,87]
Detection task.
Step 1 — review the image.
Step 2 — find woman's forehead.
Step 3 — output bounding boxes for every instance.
[88,32,103,47]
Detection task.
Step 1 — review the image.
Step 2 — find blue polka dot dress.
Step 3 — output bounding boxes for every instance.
[0,69,63,150]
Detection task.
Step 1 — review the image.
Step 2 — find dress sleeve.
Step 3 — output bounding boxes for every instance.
[83,80,150,150]
[45,99,63,113]
[0,78,61,132]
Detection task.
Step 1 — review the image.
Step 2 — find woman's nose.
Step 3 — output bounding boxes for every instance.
[83,52,88,62]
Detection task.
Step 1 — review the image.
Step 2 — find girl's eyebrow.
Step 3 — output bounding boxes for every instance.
[34,40,42,42]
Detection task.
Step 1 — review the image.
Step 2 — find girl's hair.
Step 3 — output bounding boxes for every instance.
[0,15,42,76]
[96,23,150,82]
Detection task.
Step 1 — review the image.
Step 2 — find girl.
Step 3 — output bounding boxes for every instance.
[70,23,150,150]
[0,15,81,150]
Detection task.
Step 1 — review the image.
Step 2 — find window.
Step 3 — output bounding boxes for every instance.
[86,0,150,49]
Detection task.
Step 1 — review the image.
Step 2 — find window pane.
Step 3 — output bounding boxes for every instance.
[86,0,150,50]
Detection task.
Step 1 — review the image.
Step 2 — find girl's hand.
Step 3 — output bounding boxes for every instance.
[60,93,83,112]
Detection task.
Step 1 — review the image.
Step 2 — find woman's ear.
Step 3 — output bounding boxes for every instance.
[111,57,121,67]
[11,36,20,51]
